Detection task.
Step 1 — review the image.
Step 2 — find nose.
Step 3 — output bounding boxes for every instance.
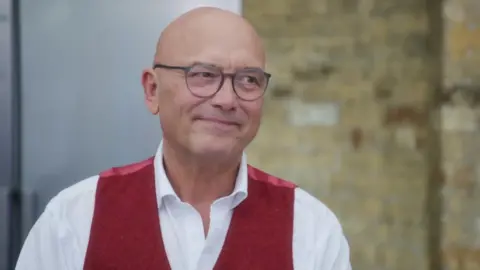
[210,76,237,111]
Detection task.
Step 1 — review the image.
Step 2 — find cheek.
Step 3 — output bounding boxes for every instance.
[157,86,184,130]
[242,101,263,130]
[159,88,205,125]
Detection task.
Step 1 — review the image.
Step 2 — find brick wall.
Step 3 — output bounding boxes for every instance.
[243,0,480,269]
[442,0,480,268]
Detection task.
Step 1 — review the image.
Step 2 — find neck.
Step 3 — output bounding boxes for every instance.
[161,140,241,205]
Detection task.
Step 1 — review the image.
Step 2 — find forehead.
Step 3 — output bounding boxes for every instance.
[186,51,264,71]
[161,14,265,70]
[181,37,263,70]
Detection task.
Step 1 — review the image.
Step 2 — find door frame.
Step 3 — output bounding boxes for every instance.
[0,0,22,268]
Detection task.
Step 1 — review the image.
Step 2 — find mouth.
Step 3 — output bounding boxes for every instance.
[194,117,240,131]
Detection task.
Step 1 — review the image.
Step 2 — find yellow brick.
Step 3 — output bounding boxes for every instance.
[243,0,291,16]
[446,22,480,61]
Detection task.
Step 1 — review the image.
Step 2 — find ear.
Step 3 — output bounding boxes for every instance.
[142,68,159,115]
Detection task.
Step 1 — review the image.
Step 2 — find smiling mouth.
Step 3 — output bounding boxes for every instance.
[195,118,240,131]
[199,118,237,125]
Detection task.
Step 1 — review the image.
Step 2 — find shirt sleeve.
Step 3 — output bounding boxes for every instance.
[315,224,352,270]
[15,207,66,270]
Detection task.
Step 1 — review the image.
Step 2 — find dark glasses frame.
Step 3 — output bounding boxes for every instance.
[153,63,271,101]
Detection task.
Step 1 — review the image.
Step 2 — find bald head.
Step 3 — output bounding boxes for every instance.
[142,7,267,165]
[155,7,265,68]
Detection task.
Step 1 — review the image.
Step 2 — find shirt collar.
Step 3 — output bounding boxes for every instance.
[153,140,248,209]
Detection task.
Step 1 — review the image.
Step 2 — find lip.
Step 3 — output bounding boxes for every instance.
[195,117,239,126]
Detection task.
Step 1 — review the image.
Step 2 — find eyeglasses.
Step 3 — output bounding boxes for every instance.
[153,63,271,101]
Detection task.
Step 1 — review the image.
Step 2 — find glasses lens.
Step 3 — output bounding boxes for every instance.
[234,69,268,100]
[186,64,222,97]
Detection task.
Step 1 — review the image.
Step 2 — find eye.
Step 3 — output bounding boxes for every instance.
[237,75,260,86]
[188,71,214,78]
[245,76,259,84]
[189,71,217,78]
[201,72,216,78]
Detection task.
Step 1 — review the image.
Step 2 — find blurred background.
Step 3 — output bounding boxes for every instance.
[1,0,480,269]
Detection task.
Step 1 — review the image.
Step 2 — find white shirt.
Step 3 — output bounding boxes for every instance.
[15,143,351,270]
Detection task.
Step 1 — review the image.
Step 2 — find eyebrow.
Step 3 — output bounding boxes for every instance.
[191,61,264,71]
[191,61,219,68]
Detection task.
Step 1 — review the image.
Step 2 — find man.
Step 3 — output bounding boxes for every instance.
[16,7,351,270]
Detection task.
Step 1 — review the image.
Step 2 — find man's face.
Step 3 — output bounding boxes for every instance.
[143,15,266,158]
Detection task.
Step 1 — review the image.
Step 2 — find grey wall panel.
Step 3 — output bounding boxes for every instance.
[0,188,10,270]
[19,0,242,236]
[0,0,13,187]
[0,0,14,268]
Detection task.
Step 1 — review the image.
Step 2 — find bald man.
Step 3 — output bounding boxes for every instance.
[16,7,351,270]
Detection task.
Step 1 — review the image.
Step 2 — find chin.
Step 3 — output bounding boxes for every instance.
[189,134,240,158]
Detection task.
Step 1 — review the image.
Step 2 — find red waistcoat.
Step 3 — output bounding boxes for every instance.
[83,157,296,270]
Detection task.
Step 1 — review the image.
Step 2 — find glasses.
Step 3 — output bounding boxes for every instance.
[153,63,271,101]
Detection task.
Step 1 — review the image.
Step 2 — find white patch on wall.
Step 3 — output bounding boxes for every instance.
[394,127,417,150]
[441,106,477,132]
[475,218,480,248]
[287,100,340,127]
[443,0,465,22]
